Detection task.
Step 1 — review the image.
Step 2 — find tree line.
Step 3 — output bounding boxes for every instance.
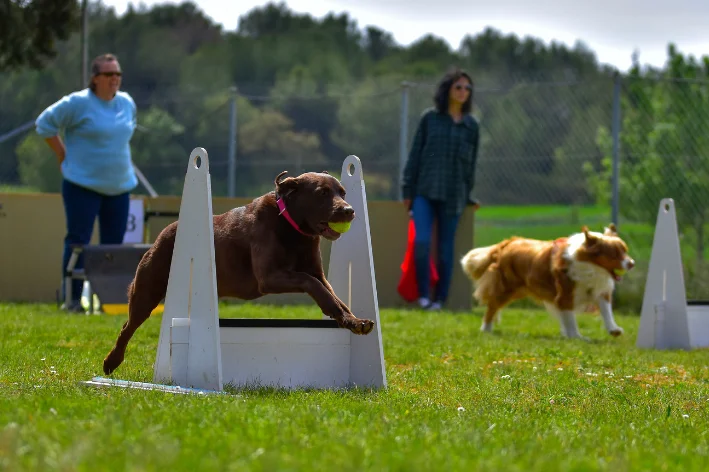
[1,1,618,197]
[1,2,707,251]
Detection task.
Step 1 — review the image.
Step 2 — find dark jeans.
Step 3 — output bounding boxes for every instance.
[62,179,130,304]
[411,196,461,304]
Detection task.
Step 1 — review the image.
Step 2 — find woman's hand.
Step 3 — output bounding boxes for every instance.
[44,136,66,165]
[403,199,413,218]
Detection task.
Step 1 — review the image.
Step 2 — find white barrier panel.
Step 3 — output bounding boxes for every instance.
[153,147,223,390]
[151,149,386,391]
[636,198,709,350]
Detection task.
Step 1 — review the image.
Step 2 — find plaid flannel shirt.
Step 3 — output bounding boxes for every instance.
[401,108,480,216]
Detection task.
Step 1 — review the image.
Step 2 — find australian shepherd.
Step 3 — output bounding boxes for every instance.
[460,224,635,339]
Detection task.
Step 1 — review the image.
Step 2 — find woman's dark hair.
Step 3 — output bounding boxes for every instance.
[433,67,474,114]
[89,53,119,92]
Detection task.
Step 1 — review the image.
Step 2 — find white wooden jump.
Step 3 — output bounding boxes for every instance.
[636,198,709,350]
[134,147,387,392]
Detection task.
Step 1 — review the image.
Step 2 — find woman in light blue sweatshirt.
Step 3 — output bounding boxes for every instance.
[35,53,139,312]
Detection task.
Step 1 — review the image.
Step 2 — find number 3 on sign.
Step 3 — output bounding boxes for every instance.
[123,198,145,244]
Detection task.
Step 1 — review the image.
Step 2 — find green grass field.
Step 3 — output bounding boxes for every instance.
[2,302,709,471]
[0,185,39,194]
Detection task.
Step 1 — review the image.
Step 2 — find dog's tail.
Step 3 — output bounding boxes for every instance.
[461,240,517,305]
[460,244,497,282]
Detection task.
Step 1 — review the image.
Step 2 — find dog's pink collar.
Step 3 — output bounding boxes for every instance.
[276,197,312,237]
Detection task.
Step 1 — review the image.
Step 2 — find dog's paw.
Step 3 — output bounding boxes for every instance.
[102,351,123,375]
[608,327,624,337]
[355,318,375,335]
[343,317,374,335]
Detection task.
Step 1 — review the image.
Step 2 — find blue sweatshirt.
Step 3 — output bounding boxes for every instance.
[35,88,139,196]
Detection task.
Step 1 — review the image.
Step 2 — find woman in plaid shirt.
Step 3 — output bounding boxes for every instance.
[401,67,481,311]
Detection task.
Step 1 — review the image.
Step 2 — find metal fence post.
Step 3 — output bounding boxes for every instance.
[611,72,622,228]
[398,81,410,201]
[227,86,238,198]
[80,0,89,89]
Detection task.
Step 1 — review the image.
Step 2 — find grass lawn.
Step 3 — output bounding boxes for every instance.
[2,302,709,471]
[0,185,39,194]
[474,204,611,223]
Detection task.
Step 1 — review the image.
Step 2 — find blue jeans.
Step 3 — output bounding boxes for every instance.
[62,179,130,304]
[412,196,461,304]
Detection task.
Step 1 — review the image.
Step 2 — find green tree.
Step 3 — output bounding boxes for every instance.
[268,63,347,165]
[585,45,709,282]
[0,0,79,71]
[329,77,402,199]
[238,108,327,195]
[130,106,187,196]
[16,132,62,192]
[0,0,629,205]
[362,26,400,62]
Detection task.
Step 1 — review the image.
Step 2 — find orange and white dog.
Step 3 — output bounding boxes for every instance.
[460,224,635,339]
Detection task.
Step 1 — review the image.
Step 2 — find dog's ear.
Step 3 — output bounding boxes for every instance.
[274,171,290,186]
[582,226,598,245]
[274,171,298,196]
[321,170,329,175]
[604,223,618,236]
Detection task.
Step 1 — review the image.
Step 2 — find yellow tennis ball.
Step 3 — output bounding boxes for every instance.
[614,268,626,276]
[328,221,352,233]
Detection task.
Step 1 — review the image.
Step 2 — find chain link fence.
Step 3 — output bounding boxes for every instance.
[2,75,708,309]
[612,76,709,305]
[405,78,615,206]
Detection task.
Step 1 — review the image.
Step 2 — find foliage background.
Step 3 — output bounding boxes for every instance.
[1,1,708,310]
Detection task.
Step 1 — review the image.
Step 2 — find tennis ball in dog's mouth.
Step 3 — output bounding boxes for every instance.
[614,268,626,277]
[328,221,352,233]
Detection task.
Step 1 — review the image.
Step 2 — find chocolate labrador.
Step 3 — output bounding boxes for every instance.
[102,170,375,375]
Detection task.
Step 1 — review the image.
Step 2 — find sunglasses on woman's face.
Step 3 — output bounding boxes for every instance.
[97,71,122,77]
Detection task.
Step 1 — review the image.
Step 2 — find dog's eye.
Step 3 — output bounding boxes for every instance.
[317,187,331,196]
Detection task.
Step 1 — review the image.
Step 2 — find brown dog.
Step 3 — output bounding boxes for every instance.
[460,224,634,339]
[103,170,375,375]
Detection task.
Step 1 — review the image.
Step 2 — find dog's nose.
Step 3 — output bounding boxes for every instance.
[343,206,354,217]
[625,258,635,270]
